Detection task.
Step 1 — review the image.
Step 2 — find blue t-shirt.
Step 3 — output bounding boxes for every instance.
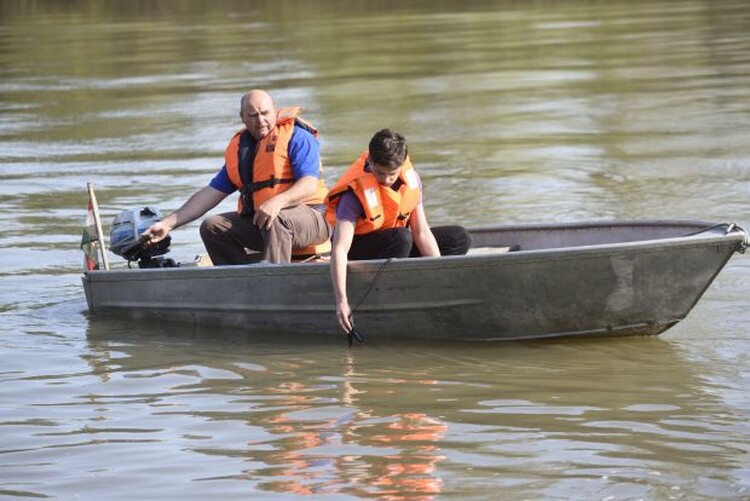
[209,126,320,194]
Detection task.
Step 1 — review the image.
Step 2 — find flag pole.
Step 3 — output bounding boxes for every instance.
[87,182,110,270]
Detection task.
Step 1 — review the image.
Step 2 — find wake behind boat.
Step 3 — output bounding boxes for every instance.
[82,218,747,341]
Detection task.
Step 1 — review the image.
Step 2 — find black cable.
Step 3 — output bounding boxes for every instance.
[347,257,393,345]
[352,257,393,313]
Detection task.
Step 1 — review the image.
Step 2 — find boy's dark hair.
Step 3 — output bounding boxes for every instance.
[368,129,408,170]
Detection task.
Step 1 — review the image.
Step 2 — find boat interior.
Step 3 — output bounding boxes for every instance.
[466,220,730,253]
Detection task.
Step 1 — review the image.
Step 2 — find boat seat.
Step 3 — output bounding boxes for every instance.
[467,245,519,255]
[291,239,331,263]
[178,253,214,267]
[292,255,330,263]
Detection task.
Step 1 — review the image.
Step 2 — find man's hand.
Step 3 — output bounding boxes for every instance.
[142,220,173,243]
[252,176,318,230]
[253,196,286,230]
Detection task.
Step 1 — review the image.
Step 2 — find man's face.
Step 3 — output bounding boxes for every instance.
[371,161,402,187]
[240,97,277,140]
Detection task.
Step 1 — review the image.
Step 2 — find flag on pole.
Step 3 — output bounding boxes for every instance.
[80,197,100,271]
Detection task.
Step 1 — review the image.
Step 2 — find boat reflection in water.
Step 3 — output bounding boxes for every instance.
[80,320,749,499]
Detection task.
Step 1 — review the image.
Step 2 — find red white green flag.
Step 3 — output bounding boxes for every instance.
[80,197,100,271]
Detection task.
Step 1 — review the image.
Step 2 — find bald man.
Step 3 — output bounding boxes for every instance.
[145,90,330,264]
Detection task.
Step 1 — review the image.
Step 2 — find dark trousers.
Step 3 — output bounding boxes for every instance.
[348,225,472,261]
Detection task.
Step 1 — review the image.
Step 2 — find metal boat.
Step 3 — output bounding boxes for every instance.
[82,219,747,341]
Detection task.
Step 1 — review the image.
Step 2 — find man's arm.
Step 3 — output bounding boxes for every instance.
[331,219,356,334]
[410,203,440,257]
[144,186,228,242]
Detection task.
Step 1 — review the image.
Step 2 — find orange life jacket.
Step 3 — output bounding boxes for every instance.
[225,106,328,214]
[225,107,330,259]
[325,151,421,235]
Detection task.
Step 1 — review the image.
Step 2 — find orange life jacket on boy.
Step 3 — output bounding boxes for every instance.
[325,151,421,235]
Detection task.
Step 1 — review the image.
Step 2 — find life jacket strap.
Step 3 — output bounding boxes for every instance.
[248,176,295,193]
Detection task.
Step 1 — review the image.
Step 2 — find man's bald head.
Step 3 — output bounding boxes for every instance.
[240,89,274,111]
[239,89,278,140]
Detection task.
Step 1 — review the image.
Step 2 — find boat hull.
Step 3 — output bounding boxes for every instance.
[82,220,746,341]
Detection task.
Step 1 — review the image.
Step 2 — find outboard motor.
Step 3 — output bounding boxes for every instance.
[109,207,176,268]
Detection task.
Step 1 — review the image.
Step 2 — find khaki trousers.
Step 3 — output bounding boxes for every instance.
[199,205,331,265]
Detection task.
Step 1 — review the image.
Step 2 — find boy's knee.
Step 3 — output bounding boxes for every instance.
[435,225,472,255]
[451,226,472,255]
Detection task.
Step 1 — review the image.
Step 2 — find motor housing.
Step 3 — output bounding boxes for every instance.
[109,207,172,264]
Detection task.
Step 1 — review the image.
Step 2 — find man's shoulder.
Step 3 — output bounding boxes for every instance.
[287,123,320,177]
[291,123,318,143]
[288,124,320,158]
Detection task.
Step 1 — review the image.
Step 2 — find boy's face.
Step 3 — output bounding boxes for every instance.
[371,161,402,187]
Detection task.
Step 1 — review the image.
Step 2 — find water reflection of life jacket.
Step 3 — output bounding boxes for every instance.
[261,381,335,496]
[368,412,446,497]
[325,151,421,235]
[225,106,330,258]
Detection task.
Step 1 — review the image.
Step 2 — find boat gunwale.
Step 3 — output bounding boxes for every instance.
[465,217,717,233]
[82,219,745,283]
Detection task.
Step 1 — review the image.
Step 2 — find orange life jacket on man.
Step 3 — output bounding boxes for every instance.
[224,106,328,216]
[325,151,421,235]
[224,106,330,259]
